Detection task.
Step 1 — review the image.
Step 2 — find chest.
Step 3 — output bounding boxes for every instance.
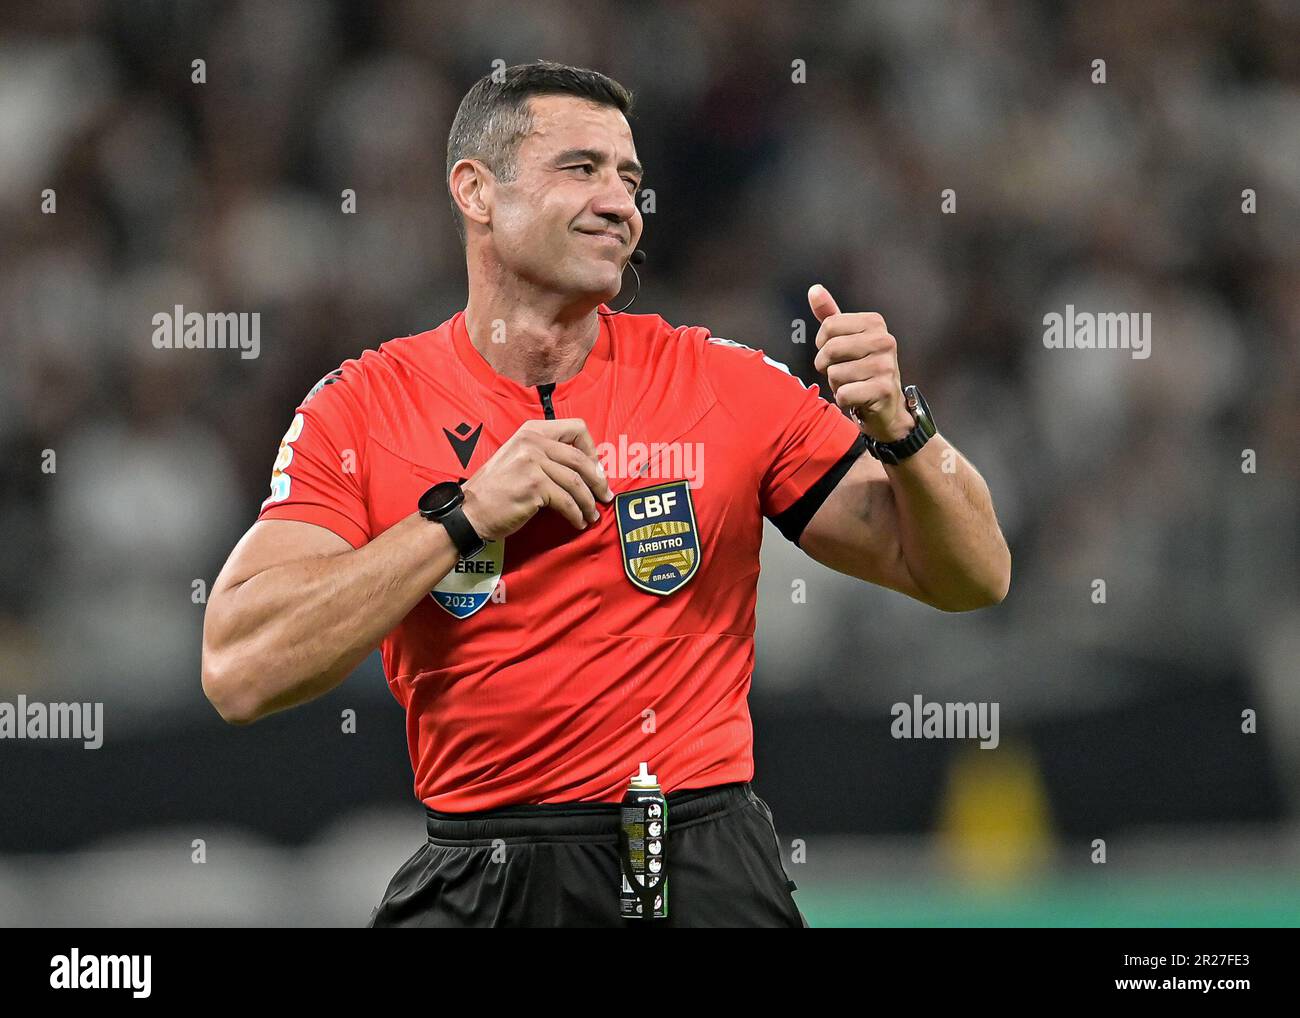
[366,384,762,634]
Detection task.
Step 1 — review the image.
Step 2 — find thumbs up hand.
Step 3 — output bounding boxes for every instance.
[808,284,914,443]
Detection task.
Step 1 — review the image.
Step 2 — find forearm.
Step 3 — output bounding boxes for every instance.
[203,513,459,721]
[885,434,1010,611]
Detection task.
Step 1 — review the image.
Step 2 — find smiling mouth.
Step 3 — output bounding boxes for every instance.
[578,230,625,246]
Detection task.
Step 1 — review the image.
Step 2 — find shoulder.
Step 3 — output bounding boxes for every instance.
[623,310,802,380]
[289,340,404,442]
[294,320,453,418]
[699,334,801,378]
[696,333,817,410]
[623,312,816,417]
[293,352,372,422]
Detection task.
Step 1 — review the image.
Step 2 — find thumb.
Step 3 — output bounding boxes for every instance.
[807,283,841,323]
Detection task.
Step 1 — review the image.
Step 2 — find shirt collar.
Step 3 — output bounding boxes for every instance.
[450,306,615,406]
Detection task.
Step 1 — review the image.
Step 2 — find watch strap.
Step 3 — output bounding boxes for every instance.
[863,424,930,465]
[439,502,486,558]
[858,385,935,465]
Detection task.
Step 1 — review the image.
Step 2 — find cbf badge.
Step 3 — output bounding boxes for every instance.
[430,540,504,618]
[615,481,700,595]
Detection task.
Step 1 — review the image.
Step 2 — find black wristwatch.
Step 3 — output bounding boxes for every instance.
[854,385,938,465]
[418,481,487,559]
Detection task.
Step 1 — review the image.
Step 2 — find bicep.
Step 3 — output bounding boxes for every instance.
[796,452,927,602]
[213,518,354,595]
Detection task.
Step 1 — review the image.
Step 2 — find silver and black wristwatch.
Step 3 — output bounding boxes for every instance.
[852,384,938,465]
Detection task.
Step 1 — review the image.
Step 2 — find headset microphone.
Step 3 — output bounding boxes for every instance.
[599,249,645,315]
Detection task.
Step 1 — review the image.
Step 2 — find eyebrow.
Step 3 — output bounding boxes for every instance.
[553,148,644,180]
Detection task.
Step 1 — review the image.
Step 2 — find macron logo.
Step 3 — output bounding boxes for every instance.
[443,422,483,469]
[50,949,151,999]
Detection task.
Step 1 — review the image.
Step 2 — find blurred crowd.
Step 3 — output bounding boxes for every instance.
[0,0,1296,808]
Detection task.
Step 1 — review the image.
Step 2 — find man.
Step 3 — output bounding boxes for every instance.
[201,61,1010,928]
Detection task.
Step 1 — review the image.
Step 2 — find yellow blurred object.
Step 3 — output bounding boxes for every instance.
[937,741,1055,886]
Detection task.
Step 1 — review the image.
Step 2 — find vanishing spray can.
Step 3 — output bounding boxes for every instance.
[619,762,668,919]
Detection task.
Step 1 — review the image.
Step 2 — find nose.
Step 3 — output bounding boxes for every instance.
[591,172,638,229]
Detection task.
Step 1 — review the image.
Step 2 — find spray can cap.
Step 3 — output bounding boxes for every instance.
[632,761,658,787]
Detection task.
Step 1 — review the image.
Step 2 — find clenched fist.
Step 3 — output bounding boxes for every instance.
[460,418,613,540]
[808,284,914,443]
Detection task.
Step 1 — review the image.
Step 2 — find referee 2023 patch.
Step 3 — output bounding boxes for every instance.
[430,539,504,618]
[614,480,700,595]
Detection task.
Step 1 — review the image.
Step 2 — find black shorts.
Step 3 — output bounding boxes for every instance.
[367,782,809,928]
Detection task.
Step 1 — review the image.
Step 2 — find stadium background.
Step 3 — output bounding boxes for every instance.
[1,0,1297,926]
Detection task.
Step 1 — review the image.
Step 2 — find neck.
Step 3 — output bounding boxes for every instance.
[464,261,601,388]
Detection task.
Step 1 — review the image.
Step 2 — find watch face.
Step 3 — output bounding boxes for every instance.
[906,386,937,436]
[419,481,463,518]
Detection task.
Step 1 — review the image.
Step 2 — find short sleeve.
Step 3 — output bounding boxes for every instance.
[256,361,372,549]
[703,337,866,544]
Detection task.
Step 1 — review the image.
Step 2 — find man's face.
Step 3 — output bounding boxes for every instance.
[484,94,643,304]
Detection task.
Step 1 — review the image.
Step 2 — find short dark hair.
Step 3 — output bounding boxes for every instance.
[445,61,634,248]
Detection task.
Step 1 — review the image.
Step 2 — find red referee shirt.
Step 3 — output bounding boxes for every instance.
[256,304,865,811]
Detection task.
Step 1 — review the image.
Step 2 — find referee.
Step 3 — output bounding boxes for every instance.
[201,61,1011,927]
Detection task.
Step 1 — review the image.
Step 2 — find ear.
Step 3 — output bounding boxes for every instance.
[448,158,493,231]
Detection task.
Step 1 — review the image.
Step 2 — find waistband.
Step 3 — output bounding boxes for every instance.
[424,782,756,845]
